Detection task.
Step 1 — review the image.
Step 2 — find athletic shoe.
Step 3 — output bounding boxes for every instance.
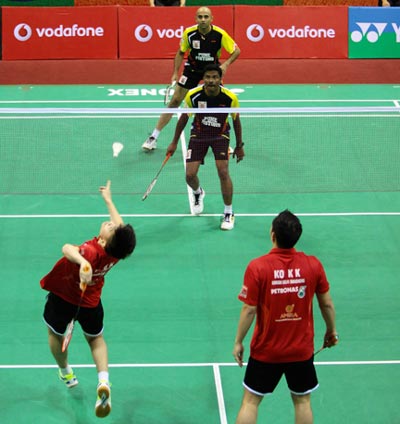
[95,380,112,418]
[58,369,78,388]
[221,213,235,230]
[142,136,157,151]
[192,188,205,215]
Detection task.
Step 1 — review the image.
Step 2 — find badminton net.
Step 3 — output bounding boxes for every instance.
[0,106,399,195]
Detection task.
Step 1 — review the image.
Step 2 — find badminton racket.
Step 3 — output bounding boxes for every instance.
[314,346,325,356]
[164,81,176,105]
[61,265,90,352]
[142,153,171,201]
[314,333,339,356]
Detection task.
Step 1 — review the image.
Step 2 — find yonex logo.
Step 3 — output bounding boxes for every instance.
[14,23,32,41]
[134,24,184,42]
[246,23,336,42]
[351,22,387,43]
[351,22,400,43]
[105,87,245,97]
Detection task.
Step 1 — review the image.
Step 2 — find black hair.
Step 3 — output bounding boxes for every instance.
[105,224,136,259]
[203,64,222,78]
[272,210,302,249]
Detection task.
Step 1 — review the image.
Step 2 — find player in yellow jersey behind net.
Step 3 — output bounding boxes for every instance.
[142,6,240,151]
[166,64,245,231]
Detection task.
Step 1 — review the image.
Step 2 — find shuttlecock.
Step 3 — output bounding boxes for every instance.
[112,142,124,157]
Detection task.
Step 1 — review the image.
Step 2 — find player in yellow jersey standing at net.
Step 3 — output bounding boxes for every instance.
[142,6,240,151]
[166,64,244,230]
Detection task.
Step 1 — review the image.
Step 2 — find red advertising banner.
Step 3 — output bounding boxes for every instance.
[76,0,147,4]
[2,6,118,60]
[118,6,234,59]
[234,6,348,58]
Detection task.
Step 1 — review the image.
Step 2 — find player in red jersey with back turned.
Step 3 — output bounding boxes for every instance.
[233,210,338,424]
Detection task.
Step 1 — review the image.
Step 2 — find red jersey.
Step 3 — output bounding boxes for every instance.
[238,248,330,363]
[40,237,119,308]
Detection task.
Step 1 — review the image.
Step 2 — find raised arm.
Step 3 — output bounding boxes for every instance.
[100,180,124,227]
[62,244,92,286]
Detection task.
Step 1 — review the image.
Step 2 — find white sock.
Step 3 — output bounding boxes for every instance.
[60,366,73,376]
[193,187,202,195]
[98,371,109,383]
[224,205,233,214]
[151,129,160,139]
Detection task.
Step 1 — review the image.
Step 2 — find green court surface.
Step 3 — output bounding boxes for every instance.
[0,84,399,423]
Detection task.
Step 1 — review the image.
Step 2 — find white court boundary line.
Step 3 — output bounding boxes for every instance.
[1,360,399,369]
[1,359,398,424]
[0,106,399,115]
[1,114,399,120]
[213,364,228,424]
[1,212,399,219]
[0,98,399,105]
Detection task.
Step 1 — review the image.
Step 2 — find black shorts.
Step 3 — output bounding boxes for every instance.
[243,356,319,396]
[186,137,230,164]
[178,66,207,90]
[43,292,104,337]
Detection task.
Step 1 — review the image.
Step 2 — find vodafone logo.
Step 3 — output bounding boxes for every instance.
[134,24,184,43]
[247,24,264,42]
[246,24,336,42]
[14,23,32,41]
[135,24,153,42]
[13,23,104,41]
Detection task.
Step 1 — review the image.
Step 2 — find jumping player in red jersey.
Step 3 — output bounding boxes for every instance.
[41,181,136,418]
[233,210,338,424]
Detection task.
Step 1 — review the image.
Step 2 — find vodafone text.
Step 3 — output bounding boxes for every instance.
[134,24,183,42]
[14,23,104,41]
[247,24,336,42]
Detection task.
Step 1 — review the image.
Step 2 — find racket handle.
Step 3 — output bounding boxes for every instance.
[80,282,87,292]
[80,263,92,288]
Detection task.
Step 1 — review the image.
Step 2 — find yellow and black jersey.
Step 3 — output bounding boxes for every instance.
[180,25,238,72]
[184,85,240,139]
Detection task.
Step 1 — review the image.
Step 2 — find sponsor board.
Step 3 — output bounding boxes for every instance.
[0,0,73,5]
[234,6,348,58]
[2,6,118,60]
[349,7,400,58]
[118,6,234,59]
